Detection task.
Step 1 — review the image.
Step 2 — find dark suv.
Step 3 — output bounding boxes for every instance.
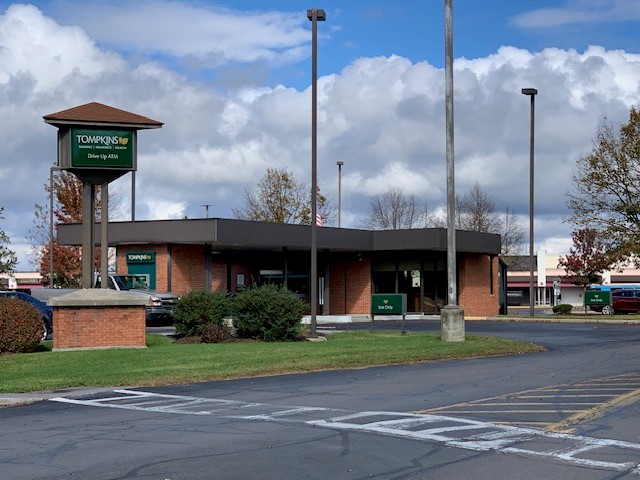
[599,289,640,314]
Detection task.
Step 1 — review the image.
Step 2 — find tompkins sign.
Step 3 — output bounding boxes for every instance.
[371,294,407,315]
[70,129,134,169]
[126,252,155,264]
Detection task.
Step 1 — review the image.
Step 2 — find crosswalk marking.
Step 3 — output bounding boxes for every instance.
[50,389,640,474]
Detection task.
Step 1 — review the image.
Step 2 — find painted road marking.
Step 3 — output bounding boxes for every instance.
[50,390,640,474]
[416,372,640,432]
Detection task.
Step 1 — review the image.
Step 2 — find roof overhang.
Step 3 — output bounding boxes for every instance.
[57,218,501,255]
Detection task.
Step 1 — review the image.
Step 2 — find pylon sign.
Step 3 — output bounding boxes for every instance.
[69,129,134,169]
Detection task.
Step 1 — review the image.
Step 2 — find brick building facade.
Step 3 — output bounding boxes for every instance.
[61,218,501,317]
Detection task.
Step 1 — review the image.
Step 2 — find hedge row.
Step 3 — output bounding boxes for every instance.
[173,284,305,342]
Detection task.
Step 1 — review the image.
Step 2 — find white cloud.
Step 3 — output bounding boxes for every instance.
[145,199,186,220]
[49,0,311,66]
[3,5,640,269]
[512,0,640,29]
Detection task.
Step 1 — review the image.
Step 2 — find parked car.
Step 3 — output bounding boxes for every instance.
[591,289,640,315]
[95,274,180,324]
[0,290,53,341]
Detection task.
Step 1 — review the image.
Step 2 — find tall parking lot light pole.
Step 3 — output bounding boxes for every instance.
[441,0,464,342]
[308,8,325,338]
[337,161,343,227]
[522,87,537,317]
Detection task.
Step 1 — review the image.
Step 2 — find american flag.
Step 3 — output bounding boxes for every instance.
[316,214,323,226]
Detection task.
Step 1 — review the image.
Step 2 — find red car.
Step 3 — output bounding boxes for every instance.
[598,289,640,315]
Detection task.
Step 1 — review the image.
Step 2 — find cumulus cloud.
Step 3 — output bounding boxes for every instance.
[3,4,640,268]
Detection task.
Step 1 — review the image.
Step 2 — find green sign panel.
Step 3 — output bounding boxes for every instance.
[126,252,155,264]
[585,290,610,306]
[371,294,407,315]
[71,129,134,168]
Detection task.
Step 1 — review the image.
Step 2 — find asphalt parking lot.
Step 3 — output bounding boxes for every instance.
[4,320,640,479]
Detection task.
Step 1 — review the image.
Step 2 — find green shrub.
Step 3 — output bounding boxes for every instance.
[173,291,232,336]
[233,284,305,341]
[0,298,45,354]
[552,303,573,315]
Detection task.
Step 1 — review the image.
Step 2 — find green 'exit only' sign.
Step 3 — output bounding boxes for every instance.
[584,290,610,306]
[371,294,407,315]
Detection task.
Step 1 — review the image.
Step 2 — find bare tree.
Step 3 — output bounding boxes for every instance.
[232,167,334,225]
[500,206,526,255]
[362,186,430,230]
[433,182,525,255]
[456,182,501,233]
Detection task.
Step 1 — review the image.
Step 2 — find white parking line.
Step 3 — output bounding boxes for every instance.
[50,390,640,475]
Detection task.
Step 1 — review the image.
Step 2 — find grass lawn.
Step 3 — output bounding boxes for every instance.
[0,332,546,394]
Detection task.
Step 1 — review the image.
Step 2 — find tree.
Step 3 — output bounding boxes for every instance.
[362,186,430,230]
[29,170,123,287]
[232,167,334,225]
[433,182,525,255]
[500,207,526,256]
[558,229,611,287]
[0,207,17,274]
[567,108,640,265]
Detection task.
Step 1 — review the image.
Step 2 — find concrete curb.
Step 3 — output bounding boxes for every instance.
[0,386,125,408]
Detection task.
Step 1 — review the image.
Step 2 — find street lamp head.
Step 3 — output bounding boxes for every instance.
[337,161,343,166]
[521,88,538,96]
[307,9,326,21]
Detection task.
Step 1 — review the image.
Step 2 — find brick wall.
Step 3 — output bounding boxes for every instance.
[458,254,499,317]
[52,305,146,350]
[171,245,206,295]
[211,259,227,292]
[115,244,497,317]
[329,253,371,315]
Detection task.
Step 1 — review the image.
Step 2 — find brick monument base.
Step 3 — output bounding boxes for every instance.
[48,289,149,351]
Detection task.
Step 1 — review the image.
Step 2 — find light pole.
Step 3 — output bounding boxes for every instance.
[337,161,343,227]
[522,87,537,317]
[307,8,325,338]
[441,0,464,342]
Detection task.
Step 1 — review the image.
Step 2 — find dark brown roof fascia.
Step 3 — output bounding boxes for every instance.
[56,218,501,255]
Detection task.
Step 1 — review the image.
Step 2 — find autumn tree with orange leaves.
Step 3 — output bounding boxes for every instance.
[29,170,121,287]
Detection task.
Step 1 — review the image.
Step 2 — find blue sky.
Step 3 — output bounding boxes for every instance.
[2,0,640,269]
[16,0,640,88]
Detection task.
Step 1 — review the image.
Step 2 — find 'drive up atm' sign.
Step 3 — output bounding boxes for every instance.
[71,129,134,169]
